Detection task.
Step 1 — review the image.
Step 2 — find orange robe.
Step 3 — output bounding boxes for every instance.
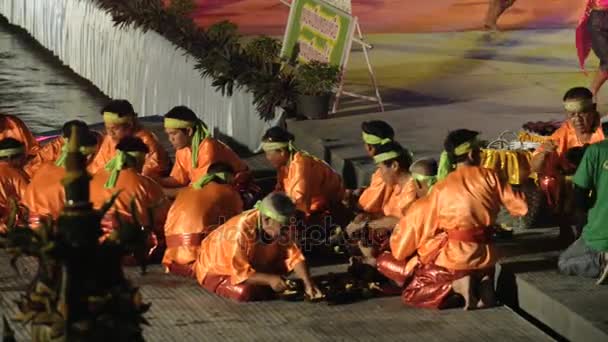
[393,166,528,272]
[24,131,103,178]
[88,129,169,178]
[0,114,39,156]
[276,152,345,215]
[194,210,305,286]
[533,120,604,176]
[89,168,169,240]
[162,182,243,268]
[169,137,248,186]
[24,137,64,177]
[382,178,417,218]
[0,162,28,232]
[358,169,394,214]
[21,162,68,227]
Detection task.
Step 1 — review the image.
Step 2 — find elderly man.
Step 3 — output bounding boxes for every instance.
[194,192,322,302]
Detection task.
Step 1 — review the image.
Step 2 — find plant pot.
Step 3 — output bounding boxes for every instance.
[296,94,332,120]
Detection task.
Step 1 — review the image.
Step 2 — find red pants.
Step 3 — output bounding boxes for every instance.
[376,253,410,287]
[200,275,275,302]
[167,262,195,278]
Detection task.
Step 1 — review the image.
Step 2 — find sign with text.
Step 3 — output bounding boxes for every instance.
[281,0,355,67]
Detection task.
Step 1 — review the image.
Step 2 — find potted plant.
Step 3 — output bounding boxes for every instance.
[295,61,341,120]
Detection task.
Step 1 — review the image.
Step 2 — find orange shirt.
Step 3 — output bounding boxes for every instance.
[89,168,169,235]
[358,168,394,214]
[24,131,103,178]
[21,163,68,224]
[391,166,527,271]
[0,162,28,232]
[169,137,248,186]
[276,152,345,214]
[0,114,39,156]
[382,178,417,218]
[162,182,243,267]
[88,128,169,179]
[533,120,604,176]
[194,209,305,286]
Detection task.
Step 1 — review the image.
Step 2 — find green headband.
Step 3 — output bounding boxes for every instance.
[191,171,232,189]
[103,112,132,125]
[55,140,97,167]
[164,118,209,168]
[412,172,438,188]
[254,200,290,225]
[261,141,292,152]
[0,147,25,158]
[373,151,402,164]
[103,150,145,188]
[362,132,391,145]
[564,98,594,113]
[437,138,479,181]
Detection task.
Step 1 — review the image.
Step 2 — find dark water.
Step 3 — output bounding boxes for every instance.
[0,18,108,134]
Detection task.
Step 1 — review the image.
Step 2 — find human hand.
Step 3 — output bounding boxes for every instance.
[304,283,324,300]
[269,275,288,293]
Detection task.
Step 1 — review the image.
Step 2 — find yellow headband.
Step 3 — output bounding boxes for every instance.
[103,150,146,188]
[262,141,291,152]
[55,141,98,167]
[164,118,195,129]
[564,98,594,113]
[103,112,132,125]
[362,132,391,145]
[373,150,401,164]
[192,171,233,189]
[254,201,290,225]
[0,147,25,158]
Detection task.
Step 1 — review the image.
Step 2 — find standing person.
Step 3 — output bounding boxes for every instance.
[88,99,170,179]
[559,141,608,284]
[484,0,515,31]
[0,138,29,233]
[577,0,608,101]
[0,114,39,157]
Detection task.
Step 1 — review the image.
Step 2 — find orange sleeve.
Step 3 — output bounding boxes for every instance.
[285,156,313,212]
[492,172,528,217]
[142,179,170,234]
[229,230,256,284]
[284,242,305,271]
[25,138,64,177]
[14,171,29,201]
[8,116,39,156]
[358,169,388,213]
[168,149,190,186]
[390,190,439,261]
[139,132,169,179]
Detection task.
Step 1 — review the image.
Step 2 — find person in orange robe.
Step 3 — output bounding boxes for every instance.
[0,114,39,157]
[22,130,99,228]
[409,157,438,199]
[531,87,605,241]
[377,129,528,310]
[24,120,102,178]
[88,99,170,179]
[0,138,29,233]
[158,106,256,202]
[346,142,417,266]
[343,120,395,212]
[162,162,244,276]
[194,192,322,302]
[261,127,349,249]
[89,136,170,261]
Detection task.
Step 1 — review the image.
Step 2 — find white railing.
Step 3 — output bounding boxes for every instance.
[0,0,281,151]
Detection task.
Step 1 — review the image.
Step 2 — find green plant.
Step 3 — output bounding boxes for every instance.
[295,61,341,96]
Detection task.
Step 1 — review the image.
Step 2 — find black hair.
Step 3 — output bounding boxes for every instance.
[444,129,480,164]
[115,137,149,154]
[61,120,89,138]
[208,162,234,175]
[566,145,589,168]
[361,120,394,144]
[412,158,438,176]
[563,87,593,101]
[100,99,135,117]
[0,138,25,160]
[165,106,199,122]
[374,141,413,170]
[81,130,99,147]
[262,126,295,143]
